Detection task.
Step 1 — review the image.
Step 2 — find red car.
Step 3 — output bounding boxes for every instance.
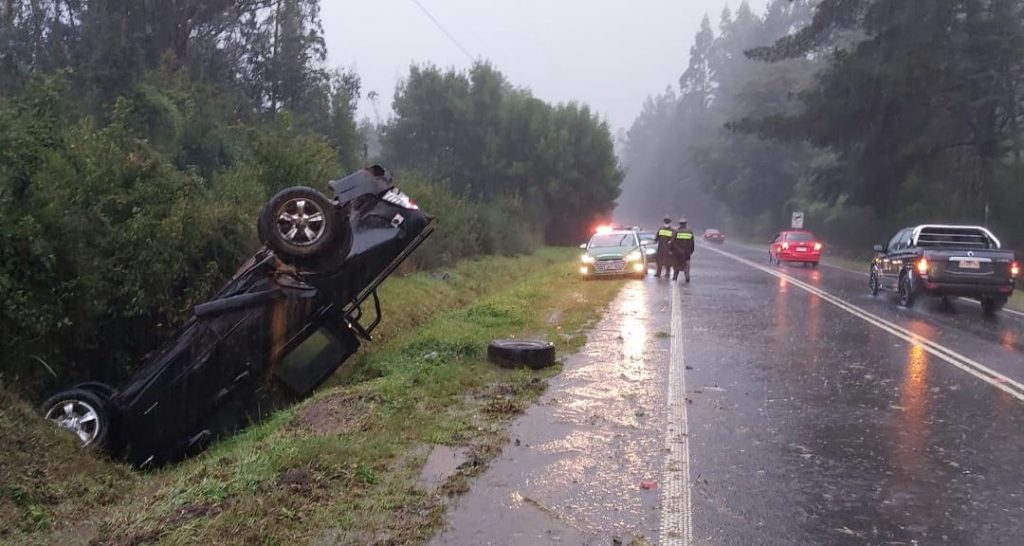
[769,230,822,267]
[703,228,726,243]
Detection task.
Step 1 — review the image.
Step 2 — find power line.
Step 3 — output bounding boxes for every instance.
[408,0,477,63]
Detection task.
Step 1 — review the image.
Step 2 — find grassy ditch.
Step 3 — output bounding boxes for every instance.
[0,247,623,546]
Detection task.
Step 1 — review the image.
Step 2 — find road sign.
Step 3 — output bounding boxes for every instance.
[791,212,804,229]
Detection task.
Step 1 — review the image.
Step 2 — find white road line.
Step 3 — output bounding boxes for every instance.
[816,258,1024,319]
[660,281,693,546]
[705,245,1024,402]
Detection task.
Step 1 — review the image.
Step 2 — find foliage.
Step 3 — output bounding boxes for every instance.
[617,0,816,236]
[622,0,1024,253]
[1,102,253,391]
[383,62,622,244]
[0,1,621,397]
[1,250,621,546]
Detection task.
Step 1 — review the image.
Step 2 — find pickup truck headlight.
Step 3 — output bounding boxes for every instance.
[581,255,596,264]
[626,251,642,262]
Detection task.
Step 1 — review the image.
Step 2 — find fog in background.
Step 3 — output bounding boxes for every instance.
[612,0,1024,258]
[322,0,768,131]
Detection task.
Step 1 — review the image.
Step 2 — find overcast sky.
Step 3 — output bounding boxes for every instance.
[322,0,770,132]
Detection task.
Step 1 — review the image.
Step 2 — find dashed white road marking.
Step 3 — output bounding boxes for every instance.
[705,245,1024,402]
[660,281,693,545]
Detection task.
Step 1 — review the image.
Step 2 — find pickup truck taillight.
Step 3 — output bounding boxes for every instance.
[1012,261,1020,278]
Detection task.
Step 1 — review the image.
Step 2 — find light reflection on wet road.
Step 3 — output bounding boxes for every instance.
[434,243,1024,545]
[433,281,669,545]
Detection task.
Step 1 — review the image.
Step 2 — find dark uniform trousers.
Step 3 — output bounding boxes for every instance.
[672,230,694,281]
[654,227,675,277]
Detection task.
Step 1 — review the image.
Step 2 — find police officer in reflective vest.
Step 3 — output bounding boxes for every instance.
[672,218,695,282]
[654,217,675,278]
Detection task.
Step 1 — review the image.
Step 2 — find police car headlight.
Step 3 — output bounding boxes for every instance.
[645,247,656,255]
[625,251,642,262]
[581,255,596,264]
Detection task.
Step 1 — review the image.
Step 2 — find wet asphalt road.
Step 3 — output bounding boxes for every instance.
[434,242,1024,546]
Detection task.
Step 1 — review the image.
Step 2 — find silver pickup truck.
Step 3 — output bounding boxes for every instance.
[869,225,1020,314]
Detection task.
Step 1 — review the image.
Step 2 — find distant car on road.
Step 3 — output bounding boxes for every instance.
[41,166,433,468]
[870,224,1019,313]
[703,228,726,244]
[769,230,822,267]
[579,228,647,279]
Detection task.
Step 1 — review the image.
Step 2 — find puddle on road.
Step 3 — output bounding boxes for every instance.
[419,445,472,491]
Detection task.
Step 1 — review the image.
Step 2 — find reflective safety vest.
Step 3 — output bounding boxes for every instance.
[657,229,674,238]
[675,232,694,240]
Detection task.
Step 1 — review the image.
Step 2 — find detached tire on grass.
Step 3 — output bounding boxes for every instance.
[487,339,556,370]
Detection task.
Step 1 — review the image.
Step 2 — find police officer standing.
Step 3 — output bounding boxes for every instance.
[672,217,695,282]
[654,217,675,278]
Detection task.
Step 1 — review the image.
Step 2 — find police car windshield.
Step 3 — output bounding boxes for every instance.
[590,233,635,248]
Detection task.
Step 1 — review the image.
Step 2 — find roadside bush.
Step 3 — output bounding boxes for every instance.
[397,175,541,270]
[0,85,546,400]
[2,115,255,395]
[398,175,483,269]
[229,113,341,197]
[801,198,884,256]
[478,194,542,256]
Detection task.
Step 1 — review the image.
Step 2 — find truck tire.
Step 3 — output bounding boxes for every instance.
[868,268,880,296]
[981,296,1004,315]
[258,187,349,264]
[487,340,556,370]
[898,273,915,308]
[42,388,113,451]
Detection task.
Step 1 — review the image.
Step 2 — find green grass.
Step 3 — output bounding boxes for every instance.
[1010,291,1024,312]
[0,248,623,546]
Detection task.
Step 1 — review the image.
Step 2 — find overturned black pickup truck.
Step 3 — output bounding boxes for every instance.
[42,165,433,468]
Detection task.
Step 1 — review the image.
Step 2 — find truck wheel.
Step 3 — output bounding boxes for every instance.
[898,273,915,308]
[487,339,556,370]
[981,296,1004,315]
[42,389,112,451]
[869,268,880,296]
[258,187,347,263]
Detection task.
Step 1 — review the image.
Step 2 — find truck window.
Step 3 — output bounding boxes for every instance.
[915,227,995,249]
[887,229,906,252]
[897,229,913,250]
[274,325,358,395]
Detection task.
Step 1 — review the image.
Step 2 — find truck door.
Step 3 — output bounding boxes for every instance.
[882,229,910,288]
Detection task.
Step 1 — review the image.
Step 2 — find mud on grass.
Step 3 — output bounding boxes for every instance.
[2,248,622,546]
